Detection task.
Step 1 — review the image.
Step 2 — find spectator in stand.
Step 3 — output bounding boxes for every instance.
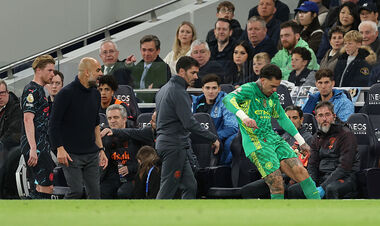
[126,35,171,89]
[242,0,281,45]
[288,101,360,199]
[226,41,253,87]
[133,146,161,199]
[302,69,354,122]
[0,79,21,199]
[248,0,290,23]
[252,52,271,82]
[208,18,236,77]
[289,47,316,86]
[246,16,277,58]
[99,40,133,86]
[46,70,64,108]
[164,21,197,74]
[192,74,239,165]
[334,30,377,87]
[295,1,324,54]
[320,26,345,72]
[190,40,225,88]
[0,79,22,151]
[271,20,319,80]
[99,104,155,199]
[359,21,380,59]
[206,1,242,43]
[297,0,329,26]
[317,2,360,61]
[359,2,379,23]
[322,0,360,30]
[97,75,135,124]
[282,105,314,167]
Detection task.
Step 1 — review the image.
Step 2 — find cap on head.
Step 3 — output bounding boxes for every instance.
[295,1,319,14]
[360,3,378,13]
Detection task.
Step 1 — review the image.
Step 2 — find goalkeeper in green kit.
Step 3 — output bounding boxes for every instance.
[223,64,320,199]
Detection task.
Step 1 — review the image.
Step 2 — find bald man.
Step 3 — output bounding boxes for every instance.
[49,57,108,199]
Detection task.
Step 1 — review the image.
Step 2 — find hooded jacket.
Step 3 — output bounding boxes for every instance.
[334,46,377,87]
[302,89,354,122]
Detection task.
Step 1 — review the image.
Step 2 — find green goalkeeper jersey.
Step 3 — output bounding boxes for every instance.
[223,82,299,157]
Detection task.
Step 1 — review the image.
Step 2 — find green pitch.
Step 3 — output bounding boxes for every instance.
[1,200,380,226]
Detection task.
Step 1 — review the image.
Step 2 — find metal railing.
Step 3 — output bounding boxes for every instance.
[0,0,186,78]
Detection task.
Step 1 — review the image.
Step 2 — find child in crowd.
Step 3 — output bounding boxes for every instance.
[252,52,270,81]
[289,47,316,86]
[133,146,161,199]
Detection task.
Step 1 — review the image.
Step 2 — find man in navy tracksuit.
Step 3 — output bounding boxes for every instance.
[49,57,108,199]
[155,56,220,199]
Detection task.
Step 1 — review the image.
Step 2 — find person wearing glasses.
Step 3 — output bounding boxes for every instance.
[206,1,242,43]
[288,101,359,199]
[99,40,133,86]
[49,57,108,199]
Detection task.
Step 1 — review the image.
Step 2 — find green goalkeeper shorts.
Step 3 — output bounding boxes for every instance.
[248,139,297,178]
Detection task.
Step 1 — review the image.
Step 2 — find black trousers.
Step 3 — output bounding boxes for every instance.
[156,148,197,199]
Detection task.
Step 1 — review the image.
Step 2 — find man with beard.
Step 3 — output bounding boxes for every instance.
[288,101,359,199]
[155,56,220,199]
[271,20,319,80]
[21,55,56,198]
[302,69,354,122]
[49,57,108,199]
[208,18,236,77]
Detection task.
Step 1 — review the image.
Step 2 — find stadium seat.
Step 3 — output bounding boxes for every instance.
[230,132,260,188]
[302,113,318,135]
[347,113,380,198]
[276,84,293,108]
[136,112,153,128]
[366,84,380,143]
[220,84,235,94]
[114,85,141,119]
[191,113,233,198]
[99,113,109,129]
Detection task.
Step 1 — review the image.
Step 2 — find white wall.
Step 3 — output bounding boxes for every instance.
[5,0,298,96]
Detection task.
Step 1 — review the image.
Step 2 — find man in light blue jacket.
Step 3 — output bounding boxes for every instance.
[302,69,354,122]
[192,73,239,164]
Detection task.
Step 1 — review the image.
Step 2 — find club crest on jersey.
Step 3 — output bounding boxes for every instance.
[27,94,34,103]
[265,161,273,170]
[263,99,267,107]
[268,99,273,107]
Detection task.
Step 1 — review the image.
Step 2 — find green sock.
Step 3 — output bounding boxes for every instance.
[299,177,321,199]
[271,194,284,199]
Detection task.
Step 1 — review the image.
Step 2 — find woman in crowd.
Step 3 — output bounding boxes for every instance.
[133,146,161,199]
[317,2,360,60]
[295,1,324,54]
[226,41,253,87]
[320,26,345,72]
[164,21,197,74]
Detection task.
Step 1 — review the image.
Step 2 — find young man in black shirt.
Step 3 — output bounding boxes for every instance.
[21,55,56,198]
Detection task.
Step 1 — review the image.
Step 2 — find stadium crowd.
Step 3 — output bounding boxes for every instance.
[1,0,380,199]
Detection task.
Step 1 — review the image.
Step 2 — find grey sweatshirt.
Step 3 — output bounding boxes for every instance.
[155,75,218,150]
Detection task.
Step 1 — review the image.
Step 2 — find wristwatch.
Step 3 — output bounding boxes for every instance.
[99,147,105,152]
